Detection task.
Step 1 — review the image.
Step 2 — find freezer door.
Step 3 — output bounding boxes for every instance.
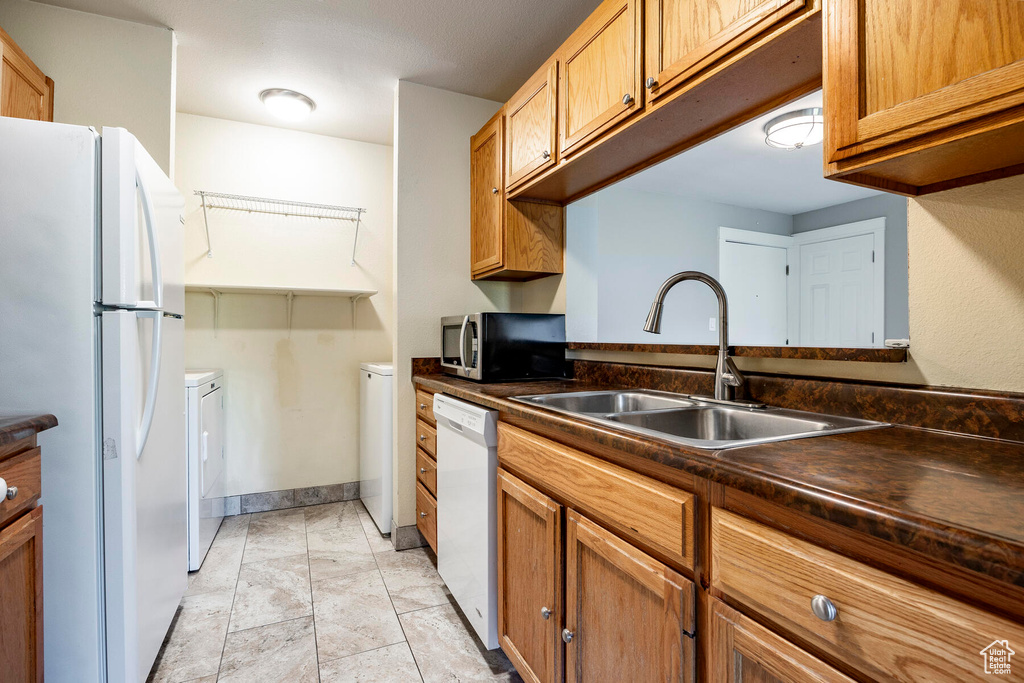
[101,128,185,314]
[102,310,187,683]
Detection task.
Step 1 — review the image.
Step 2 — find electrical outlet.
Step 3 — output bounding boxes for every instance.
[709,317,717,332]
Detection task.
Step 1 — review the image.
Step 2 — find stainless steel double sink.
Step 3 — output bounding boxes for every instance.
[513,389,888,450]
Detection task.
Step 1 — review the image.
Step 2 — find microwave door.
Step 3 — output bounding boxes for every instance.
[441,321,465,369]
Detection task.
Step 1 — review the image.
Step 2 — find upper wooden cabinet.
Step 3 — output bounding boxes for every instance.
[470,111,505,276]
[645,0,810,100]
[824,0,1024,194]
[558,0,642,157]
[471,113,564,281]
[506,59,558,190]
[0,26,53,122]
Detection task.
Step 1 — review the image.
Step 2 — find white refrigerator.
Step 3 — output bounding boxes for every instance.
[0,118,187,683]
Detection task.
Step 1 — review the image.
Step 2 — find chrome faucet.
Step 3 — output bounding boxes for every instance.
[643,271,744,401]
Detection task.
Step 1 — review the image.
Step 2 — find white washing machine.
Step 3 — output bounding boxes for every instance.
[185,369,226,571]
[359,362,393,535]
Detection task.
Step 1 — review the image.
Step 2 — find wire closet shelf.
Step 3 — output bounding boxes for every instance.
[194,190,367,264]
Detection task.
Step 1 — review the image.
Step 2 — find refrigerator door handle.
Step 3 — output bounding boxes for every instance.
[136,168,163,310]
[136,310,163,458]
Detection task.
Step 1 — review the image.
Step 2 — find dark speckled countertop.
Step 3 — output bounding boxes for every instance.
[414,373,1024,590]
[0,414,57,446]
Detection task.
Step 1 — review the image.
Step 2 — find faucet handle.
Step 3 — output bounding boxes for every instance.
[722,356,744,387]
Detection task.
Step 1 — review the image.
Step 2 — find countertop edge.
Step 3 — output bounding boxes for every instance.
[0,414,58,446]
[414,374,1024,591]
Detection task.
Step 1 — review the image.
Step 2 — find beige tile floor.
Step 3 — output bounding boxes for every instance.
[148,501,522,683]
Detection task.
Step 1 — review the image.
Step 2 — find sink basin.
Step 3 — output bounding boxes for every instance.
[518,389,698,415]
[513,390,888,449]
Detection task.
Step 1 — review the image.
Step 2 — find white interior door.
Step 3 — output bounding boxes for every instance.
[798,233,878,346]
[719,240,790,345]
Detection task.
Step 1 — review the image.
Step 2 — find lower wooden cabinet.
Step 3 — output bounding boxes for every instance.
[0,504,43,683]
[497,469,563,683]
[709,599,855,683]
[415,481,437,552]
[497,467,695,682]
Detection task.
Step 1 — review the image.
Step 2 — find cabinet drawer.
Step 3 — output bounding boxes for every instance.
[498,423,694,570]
[416,448,437,496]
[415,389,435,426]
[0,448,41,528]
[416,482,437,553]
[415,419,436,457]
[711,508,1024,682]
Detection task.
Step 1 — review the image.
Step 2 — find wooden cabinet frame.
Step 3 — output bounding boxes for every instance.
[645,0,808,100]
[0,505,43,682]
[470,111,505,276]
[0,26,54,122]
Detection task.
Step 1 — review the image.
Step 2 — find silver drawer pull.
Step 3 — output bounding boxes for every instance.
[420,511,427,518]
[420,403,427,409]
[562,628,574,643]
[811,594,837,622]
[541,606,552,620]
[0,477,16,501]
[420,467,427,473]
[419,434,426,441]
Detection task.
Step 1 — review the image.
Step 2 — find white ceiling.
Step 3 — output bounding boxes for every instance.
[616,91,881,215]
[36,0,602,145]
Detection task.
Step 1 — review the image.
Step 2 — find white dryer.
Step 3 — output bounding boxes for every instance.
[185,369,226,570]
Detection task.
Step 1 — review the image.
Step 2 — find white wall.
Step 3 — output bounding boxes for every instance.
[392,81,512,528]
[566,186,793,343]
[0,0,176,174]
[177,113,393,496]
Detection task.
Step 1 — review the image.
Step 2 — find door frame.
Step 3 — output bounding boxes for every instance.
[792,217,885,347]
[718,227,799,346]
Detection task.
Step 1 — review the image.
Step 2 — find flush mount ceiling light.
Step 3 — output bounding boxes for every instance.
[763,107,824,150]
[259,88,316,122]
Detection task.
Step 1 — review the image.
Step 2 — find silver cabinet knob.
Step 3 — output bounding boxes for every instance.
[0,477,15,501]
[491,187,499,195]
[542,150,551,160]
[562,628,574,643]
[811,595,837,622]
[419,434,426,441]
[645,77,656,89]
[420,511,427,518]
[622,93,634,105]
[541,606,552,620]
[420,467,427,473]
[420,403,427,409]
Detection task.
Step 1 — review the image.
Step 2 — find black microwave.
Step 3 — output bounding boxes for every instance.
[440,313,566,382]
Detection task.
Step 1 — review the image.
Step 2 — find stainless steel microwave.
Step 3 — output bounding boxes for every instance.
[440,313,566,382]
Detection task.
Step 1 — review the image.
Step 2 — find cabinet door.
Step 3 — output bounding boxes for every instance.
[506,59,558,190]
[564,508,694,683]
[0,28,53,122]
[825,0,1024,164]
[559,0,641,157]
[497,469,562,683]
[0,506,43,683]
[470,112,504,276]
[645,0,807,100]
[709,599,855,683]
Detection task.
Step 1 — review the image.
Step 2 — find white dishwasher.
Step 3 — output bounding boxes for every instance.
[433,393,499,649]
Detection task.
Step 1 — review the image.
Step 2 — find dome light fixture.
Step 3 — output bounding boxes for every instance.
[763,107,823,150]
[259,88,316,122]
